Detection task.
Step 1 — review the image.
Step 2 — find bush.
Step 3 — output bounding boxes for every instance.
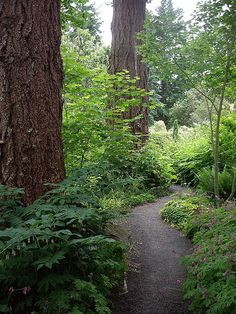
[75,137,175,208]
[126,193,156,207]
[198,167,236,199]
[100,191,156,213]
[173,114,236,189]
[0,181,127,314]
[220,113,236,168]
[173,125,213,186]
[133,141,176,194]
[160,196,210,235]
[161,198,195,226]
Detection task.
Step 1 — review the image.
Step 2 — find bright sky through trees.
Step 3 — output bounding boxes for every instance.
[93,0,200,45]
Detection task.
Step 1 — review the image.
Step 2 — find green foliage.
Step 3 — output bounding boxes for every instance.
[173,126,213,185]
[100,191,156,213]
[140,0,188,124]
[172,113,236,193]
[160,195,210,235]
[182,206,236,314]
[62,30,108,72]
[161,198,195,226]
[61,0,101,40]
[133,141,176,193]
[100,194,128,213]
[162,193,236,313]
[179,0,236,99]
[0,186,24,230]
[170,89,210,127]
[62,39,145,172]
[168,113,235,198]
[219,113,236,168]
[0,185,23,211]
[198,167,236,199]
[126,193,156,207]
[62,38,174,205]
[0,182,127,314]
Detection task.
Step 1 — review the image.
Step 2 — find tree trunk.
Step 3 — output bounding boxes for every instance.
[213,37,235,200]
[0,0,65,204]
[109,0,149,140]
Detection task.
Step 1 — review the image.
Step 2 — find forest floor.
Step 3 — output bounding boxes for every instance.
[112,186,192,314]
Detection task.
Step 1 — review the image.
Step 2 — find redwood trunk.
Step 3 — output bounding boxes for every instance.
[0,0,65,204]
[109,0,149,138]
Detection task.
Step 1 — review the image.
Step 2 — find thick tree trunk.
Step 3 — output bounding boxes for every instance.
[0,0,65,204]
[109,0,149,139]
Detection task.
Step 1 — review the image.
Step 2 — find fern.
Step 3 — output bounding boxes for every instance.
[0,181,127,313]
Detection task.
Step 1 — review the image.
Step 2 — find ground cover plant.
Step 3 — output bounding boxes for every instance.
[160,195,210,235]
[161,194,236,314]
[183,206,236,314]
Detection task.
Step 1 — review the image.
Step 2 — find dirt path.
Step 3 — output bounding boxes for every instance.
[112,186,192,314]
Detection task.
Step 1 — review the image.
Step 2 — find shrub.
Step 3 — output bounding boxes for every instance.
[198,167,236,199]
[173,125,213,186]
[220,113,236,168]
[161,198,195,226]
[160,196,209,235]
[133,141,176,194]
[173,114,236,188]
[76,138,175,206]
[126,193,156,207]
[100,191,156,213]
[170,89,210,127]
[0,181,127,314]
[100,192,128,213]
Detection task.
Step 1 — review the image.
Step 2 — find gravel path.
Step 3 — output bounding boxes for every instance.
[112,186,192,314]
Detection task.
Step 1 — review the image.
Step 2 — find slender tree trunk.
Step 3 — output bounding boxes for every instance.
[227,168,236,201]
[109,0,149,140]
[0,0,65,204]
[213,38,235,199]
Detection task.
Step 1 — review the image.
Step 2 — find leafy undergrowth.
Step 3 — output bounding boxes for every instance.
[160,195,210,236]
[100,191,156,213]
[0,167,162,314]
[0,181,127,314]
[161,194,236,314]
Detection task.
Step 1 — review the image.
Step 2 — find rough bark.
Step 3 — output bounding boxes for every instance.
[0,0,65,204]
[109,0,149,139]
